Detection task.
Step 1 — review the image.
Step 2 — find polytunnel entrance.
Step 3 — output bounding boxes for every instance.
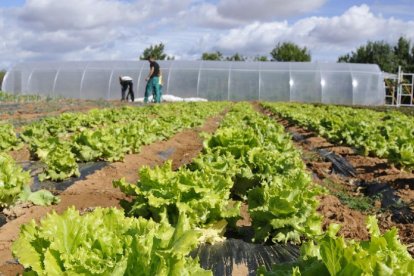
[383,67,414,107]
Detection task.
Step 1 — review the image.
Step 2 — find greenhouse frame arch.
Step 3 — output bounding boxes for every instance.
[2,60,385,105]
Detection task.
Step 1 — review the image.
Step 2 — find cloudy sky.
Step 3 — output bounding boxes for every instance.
[0,0,413,68]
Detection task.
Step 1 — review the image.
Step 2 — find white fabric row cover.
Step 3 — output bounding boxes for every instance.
[2,60,385,105]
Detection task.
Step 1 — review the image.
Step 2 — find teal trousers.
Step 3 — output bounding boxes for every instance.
[145,77,161,103]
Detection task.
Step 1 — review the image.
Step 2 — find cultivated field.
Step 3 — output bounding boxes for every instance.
[0,97,413,275]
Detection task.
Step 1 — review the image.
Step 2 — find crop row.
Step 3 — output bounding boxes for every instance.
[262,102,414,170]
[0,103,228,208]
[0,91,42,103]
[13,102,228,181]
[116,102,323,243]
[260,216,414,275]
[12,102,322,274]
[9,102,414,275]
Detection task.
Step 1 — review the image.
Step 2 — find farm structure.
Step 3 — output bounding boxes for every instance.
[0,57,413,275]
[2,60,385,105]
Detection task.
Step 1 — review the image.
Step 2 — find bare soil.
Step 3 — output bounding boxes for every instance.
[236,203,252,227]
[318,194,369,240]
[232,263,249,276]
[8,146,31,163]
[0,113,223,275]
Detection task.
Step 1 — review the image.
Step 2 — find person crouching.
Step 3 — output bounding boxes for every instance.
[119,76,134,102]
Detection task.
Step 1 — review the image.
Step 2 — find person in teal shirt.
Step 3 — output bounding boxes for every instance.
[144,56,161,103]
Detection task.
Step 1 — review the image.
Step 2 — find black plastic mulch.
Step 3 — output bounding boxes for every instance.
[359,181,414,224]
[191,238,300,276]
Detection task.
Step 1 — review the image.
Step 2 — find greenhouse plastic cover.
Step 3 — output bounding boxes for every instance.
[2,60,385,105]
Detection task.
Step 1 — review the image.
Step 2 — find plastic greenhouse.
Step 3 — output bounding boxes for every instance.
[2,60,385,105]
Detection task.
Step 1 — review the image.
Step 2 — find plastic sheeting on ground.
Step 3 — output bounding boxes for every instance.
[135,94,208,103]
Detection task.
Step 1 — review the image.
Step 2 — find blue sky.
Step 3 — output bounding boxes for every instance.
[0,0,413,68]
[1,1,25,7]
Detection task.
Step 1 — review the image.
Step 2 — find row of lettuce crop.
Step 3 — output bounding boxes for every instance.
[115,102,322,243]
[9,102,414,275]
[262,102,414,170]
[10,102,228,181]
[0,103,228,208]
[260,216,414,275]
[0,91,42,103]
[11,102,320,274]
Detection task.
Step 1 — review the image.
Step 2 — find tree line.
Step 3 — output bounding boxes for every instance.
[140,42,311,63]
[338,37,414,73]
[141,37,414,73]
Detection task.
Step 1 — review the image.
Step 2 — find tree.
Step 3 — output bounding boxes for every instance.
[338,40,397,72]
[201,51,223,61]
[270,42,311,62]
[411,47,414,71]
[337,54,350,63]
[254,55,269,62]
[139,43,174,60]
[394,37,411,62]
[225,53,246,61]
[394,37,414,72]
[0,70,6,89]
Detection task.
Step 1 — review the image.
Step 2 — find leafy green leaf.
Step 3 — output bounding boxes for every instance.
[13,207,210,275]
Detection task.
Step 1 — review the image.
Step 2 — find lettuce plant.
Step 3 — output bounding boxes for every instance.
[0,123,21,151]
[0,153,30,207]
[13,207,211,276]
[258,216,414,275]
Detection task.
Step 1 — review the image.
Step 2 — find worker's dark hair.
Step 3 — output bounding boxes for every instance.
[147,56,154,61]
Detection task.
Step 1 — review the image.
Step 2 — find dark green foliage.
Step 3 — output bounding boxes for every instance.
[139,43,174,60]
[225,53,246,61]
[201,51,223,61]
[338,36,414,73]
[394,37,414,72]
[254,56,269,62]
[338,40,397,72]
[270,42,311,62]
[201,52,246,61]
[0,70,5,88]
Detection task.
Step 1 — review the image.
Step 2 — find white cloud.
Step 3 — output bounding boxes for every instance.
[0,0,194,68]
[20,28,120,54]
[17,0,192,31]
[213,5,414,60]
[309,5,384,44]
[177,3,242,29]
[176,0,327,30]
[217,0,327,21]
[1,2,414,69]
[217,21,290,52]
[17,0,139,31]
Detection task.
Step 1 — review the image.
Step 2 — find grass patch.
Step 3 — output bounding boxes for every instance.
[301,151,321,162]
[321,178,344,192]
[321,178,377,213]
[335,191,375,213]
